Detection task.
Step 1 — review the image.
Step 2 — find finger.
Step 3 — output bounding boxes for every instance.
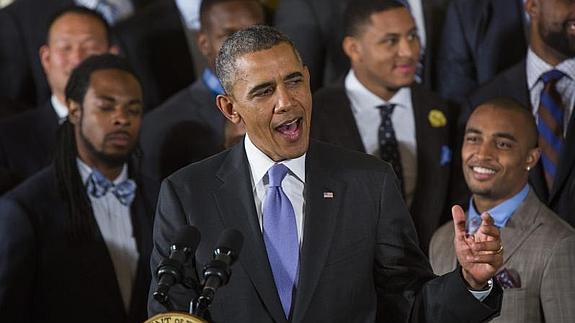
[480,212,495,226]
[464,252,503,264]
[451,205,467,239]
[477,221,501,241]
[471,240,502,253]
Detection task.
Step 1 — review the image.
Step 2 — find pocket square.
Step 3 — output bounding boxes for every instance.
[495,268,521,289]
[440,145,452,166]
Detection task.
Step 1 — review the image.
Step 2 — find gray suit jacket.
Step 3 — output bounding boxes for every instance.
[430,189,575,322]
[148,140,502,322]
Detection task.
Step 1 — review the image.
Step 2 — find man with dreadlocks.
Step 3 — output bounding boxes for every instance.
[0,53,158,323]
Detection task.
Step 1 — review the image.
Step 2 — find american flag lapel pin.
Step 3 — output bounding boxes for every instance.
[323,192,334,199]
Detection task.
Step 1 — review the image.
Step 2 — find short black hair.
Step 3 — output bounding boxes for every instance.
[474,97,539,149]
[65,53,139,105]
[45,6,112,45]
[343,0,407,37]
[199,0,264,31]
[215,25,301,93]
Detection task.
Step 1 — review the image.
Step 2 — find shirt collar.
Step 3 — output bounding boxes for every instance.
[50,95,69,121]
[468,184,530,230]
[202,68,225,96]
[175,0,202,30]
[244,134,306,188]
[77,158,129,186]
[526,47,575,90]
[345,69,412,113]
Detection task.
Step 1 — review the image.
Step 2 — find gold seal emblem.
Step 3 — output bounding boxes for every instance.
[428,109,447,128]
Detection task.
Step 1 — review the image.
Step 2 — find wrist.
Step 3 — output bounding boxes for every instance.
[461,269,490,290]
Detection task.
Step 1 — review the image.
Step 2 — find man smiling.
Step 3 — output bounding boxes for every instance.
[149,25,504,322]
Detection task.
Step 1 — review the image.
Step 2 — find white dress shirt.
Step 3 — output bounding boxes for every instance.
[77,159,139,312]
[526,48,575,136]
[50,95,68,122]
[244,135,306,246]
[345,70,418,207]
[175,0,202,30]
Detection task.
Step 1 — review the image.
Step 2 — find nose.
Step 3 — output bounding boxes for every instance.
[398,37,417,59]
[113,107,131,127]
[475,141,495,160]
[68,47,87,68]
[274,85,294,113]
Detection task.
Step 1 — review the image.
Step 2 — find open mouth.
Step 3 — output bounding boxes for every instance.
[275,117,302,141]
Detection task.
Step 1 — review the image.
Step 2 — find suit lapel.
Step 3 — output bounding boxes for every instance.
[500,190,542,264]
[291,141,346,322]
[212,143,287,323]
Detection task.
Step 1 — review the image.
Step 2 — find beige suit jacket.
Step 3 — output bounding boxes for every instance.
[430,189,575,322]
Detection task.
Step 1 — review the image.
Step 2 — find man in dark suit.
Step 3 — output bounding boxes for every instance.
[139,0,265,182]
[311,0,464,253]
[0,7,116,195]
[466,0,575,227]
[0,0,154,109]
[435,0,528,105]
[0,54,158,322]
[148,25,504,322]
[274,0,452,91]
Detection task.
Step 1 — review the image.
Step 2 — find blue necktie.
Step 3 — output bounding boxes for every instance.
[537,69,566,190]
[378,104,404,194]
[263,163,299,318]
[87,169,136,206]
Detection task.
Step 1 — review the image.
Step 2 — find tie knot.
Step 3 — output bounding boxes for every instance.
[377,104,396,118]
[541,69,565,84]
[267,163,289,187]
[87,169,137,206]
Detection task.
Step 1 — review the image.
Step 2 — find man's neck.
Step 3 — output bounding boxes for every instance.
[530,33,567,67]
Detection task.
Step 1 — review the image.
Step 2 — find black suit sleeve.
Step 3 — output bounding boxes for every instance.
[374,168,502,322]
[435,1,477,105]
[148,178,200,316]
[0,197,36,321]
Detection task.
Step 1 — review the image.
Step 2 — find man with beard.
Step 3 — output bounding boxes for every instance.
[430,98,575,322]
[466,0,575,227]
[0,54,158,322]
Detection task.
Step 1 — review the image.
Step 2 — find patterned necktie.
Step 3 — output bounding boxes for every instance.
[262,163,299,318]
[86,169,137,206]
[537,69,566,191]
[378,104,404,193]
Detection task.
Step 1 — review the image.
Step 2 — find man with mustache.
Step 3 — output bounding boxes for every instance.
[430,98,575,322]
[148,25,504,322]
[466,0,575,228]
[0,54,158,322]
[311,0,465,253]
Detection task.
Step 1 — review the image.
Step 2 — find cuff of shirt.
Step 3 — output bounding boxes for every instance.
[469,278,493,302]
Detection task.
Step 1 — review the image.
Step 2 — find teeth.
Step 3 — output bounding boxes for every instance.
[283,118,298,126]
[473,166,495,175]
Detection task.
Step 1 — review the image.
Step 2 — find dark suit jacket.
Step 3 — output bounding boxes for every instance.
[435,0,527,104]
[140,79,224,181]
[0,101,59,195]
[467,60,575,227]
[274,0,451,92]
[311,83,465,253]
[0,0,155,109]
[0,164,158,323]
[114,0,195,110]
[148,140,502,322]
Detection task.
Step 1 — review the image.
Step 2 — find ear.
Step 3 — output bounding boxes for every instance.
[216,94,242,124]
[39,45,50,72]
[68,100,82,125]
[525,147,541,170]
[342,36,361,63]
[197,30,210,58]
[108,45,120,55]
[524,0,537,21]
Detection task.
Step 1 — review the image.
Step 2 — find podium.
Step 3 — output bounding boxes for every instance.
[144,312,208,323]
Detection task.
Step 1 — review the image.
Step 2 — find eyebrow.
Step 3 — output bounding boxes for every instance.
[247,81,274,97]
[465,127,518,142]
[285,72,303,80]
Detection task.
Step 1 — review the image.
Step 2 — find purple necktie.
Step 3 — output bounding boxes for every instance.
[263,163,299,318]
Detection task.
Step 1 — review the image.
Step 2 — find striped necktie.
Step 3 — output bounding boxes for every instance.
[537,69,566,190]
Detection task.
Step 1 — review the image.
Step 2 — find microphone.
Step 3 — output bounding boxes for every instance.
[153,225,201,307]
[192,228,244,317]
